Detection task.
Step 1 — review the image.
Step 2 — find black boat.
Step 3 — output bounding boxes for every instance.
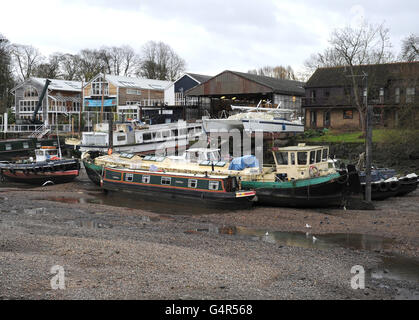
[359,169,418,200]
[0,147,80,185]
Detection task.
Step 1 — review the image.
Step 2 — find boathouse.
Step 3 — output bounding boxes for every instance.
[184,70,305,118]
[303,61,419,130]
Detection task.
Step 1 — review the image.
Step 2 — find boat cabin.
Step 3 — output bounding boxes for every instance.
[271,143,331,180]
[35,147,59,162]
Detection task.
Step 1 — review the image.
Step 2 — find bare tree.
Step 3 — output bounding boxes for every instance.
[399,34,419,62]
[59,53,82,81]
[137,41,185,80]
[100,45,139,76]
[10,44,44,80]
[32,53,62,79]
[304,21,394,133]
[78,49,106,82]
[248,65,297,80]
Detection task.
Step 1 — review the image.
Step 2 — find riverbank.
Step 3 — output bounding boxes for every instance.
[0,169,418,300]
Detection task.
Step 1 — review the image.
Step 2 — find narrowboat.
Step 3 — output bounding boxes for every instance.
[101,167,256,208]
[0,146,80,185]
[239,144,360,208]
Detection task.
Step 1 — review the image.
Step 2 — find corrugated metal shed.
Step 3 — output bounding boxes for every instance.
[185,70,305,97]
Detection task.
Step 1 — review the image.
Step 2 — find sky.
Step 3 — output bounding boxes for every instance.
[0,0,417,78]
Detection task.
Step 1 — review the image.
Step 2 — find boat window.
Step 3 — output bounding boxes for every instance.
[35,150,43,156]
[322,148,329,161]
[161,177,171,185]
[275,152,289,165]
[125,173,134,182]
[297,152,307,165]
[53,141,57,146]
[117,136,126,141]
[5,144,11,151]
[209,181,219,190]
[172,130,178,137]
[188,179,198,188]
[309,151,316,164]
[290,152,295,165]
[142,175,150,183]
[316,150,322,163]
[120,153,134,159]
[215,161,226,167]
[143,133,152,141]
[23,142,29,149]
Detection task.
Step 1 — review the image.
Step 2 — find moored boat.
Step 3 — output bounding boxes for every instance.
[0,146,80,185]
[101,166,256,208]
[239,144,360,208]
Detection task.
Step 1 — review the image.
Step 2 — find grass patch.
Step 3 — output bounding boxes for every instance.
[301,129,419,144]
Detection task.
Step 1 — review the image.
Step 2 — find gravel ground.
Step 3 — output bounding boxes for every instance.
[0,169,418,300]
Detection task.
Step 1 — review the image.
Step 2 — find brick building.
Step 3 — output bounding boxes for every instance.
[303,62,419,130]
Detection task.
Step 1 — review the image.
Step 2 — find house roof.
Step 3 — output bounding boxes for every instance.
[185,70,306,96]
[11,77,82,93]
[186,73,212,84]
[305,61,419,88]
[229,70,305,95]
[104,74,172,90]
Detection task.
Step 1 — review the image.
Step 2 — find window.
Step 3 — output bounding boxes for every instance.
[309,151,316,164]
[23,142,29,149]
[143,133,152,141]
[379,88,384,103]
[343,110,353,119]
[127,89,141,95]
[142,175,150,183]
[406,87,415,103]
[395,88,400,103]
[310,90,316,102]
[125,173,133,182]
[161,177,171,185]
[117,136,126,141]
[310,111,317,128]
[5,144,11,151]
[323,110,330,127]
[275,152,288,165]
[316,150,322,163]
[91,77,109,96]
[297,152,307,165]
[324,90,330,98]
[24,86,38,98]
[188,179,198,188]
[209,181,219,190]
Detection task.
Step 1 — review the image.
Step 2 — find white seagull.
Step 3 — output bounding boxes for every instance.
[265,231,269,236]
[312,236,318,242]
[305,224,312,228]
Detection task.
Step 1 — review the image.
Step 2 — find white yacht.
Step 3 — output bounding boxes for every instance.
[202,100,304,134]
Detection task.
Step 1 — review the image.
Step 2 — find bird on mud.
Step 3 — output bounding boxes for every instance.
[305,224,312,228]
[312,236,318,243]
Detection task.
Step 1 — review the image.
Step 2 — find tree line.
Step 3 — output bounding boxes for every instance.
[0,38,186,83]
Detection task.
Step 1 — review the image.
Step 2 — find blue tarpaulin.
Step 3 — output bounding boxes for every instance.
[228,155,259,171]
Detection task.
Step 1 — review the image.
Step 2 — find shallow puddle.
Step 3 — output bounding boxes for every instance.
[194,226,419,288]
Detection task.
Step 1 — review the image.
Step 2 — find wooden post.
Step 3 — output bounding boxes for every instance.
[364,73,372,203]
[79,80,83,136]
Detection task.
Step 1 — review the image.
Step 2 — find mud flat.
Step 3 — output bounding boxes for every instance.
[0,169,418,300]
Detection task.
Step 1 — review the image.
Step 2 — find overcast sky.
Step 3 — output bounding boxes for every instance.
[1,0,417,77]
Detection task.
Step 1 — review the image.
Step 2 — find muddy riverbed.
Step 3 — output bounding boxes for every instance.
[0,168,418,300]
